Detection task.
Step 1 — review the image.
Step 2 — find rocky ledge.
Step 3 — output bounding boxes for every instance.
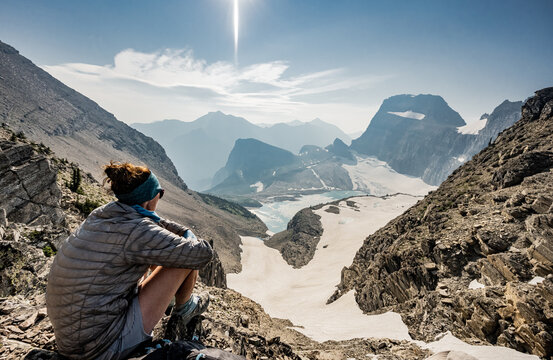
[1,284,437,360]
[330,88,553,358]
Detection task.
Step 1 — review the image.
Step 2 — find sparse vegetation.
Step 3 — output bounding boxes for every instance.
[42,245,56,257]
[33,142,52,155]
[26,230,45,242]
[75,197,102,216]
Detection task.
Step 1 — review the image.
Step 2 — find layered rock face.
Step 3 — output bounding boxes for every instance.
[0,130,64,226]
[332,88,553,357]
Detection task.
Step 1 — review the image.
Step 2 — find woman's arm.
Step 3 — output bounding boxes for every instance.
[123,219,213,269]
[158,218,188,237]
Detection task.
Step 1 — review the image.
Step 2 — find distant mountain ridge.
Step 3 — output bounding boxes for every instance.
[350,94,521,185]
[133,112,351,190]
[207,96,521,200]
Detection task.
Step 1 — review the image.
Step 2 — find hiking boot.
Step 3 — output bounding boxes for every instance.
[171,293,210,323]
[165,293,210,341]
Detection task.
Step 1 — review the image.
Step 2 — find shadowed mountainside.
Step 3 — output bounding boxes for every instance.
[133,113,351,190]
[350,94,522,185]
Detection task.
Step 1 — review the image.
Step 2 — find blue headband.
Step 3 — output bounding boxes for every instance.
[115,172,162,205]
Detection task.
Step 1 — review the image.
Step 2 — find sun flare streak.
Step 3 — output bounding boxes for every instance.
[233,0,239,63]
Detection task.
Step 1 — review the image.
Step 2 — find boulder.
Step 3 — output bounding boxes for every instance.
[0,141,64,226]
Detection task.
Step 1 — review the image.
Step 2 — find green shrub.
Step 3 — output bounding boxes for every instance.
[42,245,56,257]
[197,193,256,219]
[27,230,45,242]
[75,198,102,216]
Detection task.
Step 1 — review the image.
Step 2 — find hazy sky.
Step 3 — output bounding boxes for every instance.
[1,0,552,133]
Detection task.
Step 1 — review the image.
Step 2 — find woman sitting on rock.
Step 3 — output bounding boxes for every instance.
[46,162,213,360]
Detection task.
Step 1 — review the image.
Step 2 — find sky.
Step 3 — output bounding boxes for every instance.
[1,0,552,134]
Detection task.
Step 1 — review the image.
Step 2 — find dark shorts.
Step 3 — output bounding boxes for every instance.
[95,296,153,360]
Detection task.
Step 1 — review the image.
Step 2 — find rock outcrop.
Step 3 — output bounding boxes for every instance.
[0,128,64,226]
[199,241,227,288]
[331,87,553,358]
[265,208,323,268]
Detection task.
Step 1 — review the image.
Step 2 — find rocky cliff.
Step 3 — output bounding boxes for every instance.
[331,88,553,357]
[423,100,523,185]
[350,94,468,184]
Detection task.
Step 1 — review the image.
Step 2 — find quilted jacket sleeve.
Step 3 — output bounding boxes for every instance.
[123,219,213,269]
[159,218,188,236]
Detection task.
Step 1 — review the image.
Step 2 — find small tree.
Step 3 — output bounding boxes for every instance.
[69,167,81,192]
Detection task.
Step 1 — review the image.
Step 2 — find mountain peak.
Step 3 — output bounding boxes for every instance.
[379,94,465,127]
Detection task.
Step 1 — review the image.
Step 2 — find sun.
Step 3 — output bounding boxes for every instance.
[234,0,239,64]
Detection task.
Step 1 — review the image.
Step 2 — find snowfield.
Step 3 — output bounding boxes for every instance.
[457,117,488,134]
[229,195,422,342]
[343,155,435,196]
[388,110,426,120]
[229,194,538,359]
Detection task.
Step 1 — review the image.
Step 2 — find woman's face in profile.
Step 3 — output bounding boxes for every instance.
[143,192,161,211]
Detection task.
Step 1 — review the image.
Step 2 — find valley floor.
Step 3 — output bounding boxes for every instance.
[228,195,540,360]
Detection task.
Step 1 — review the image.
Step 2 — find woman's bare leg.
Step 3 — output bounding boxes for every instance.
[138,267,199,333]
[175,269,198,306]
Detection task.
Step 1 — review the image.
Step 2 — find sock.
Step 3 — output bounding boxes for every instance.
[174,295,197,316]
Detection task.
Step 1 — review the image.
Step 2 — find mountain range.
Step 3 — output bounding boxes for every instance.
[132,113,351,190]
[207,94,522,199]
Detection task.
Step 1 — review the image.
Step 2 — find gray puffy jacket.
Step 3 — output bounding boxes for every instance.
[46,201,213,359]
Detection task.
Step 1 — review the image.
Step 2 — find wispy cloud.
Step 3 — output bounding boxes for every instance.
[43,48,389,132]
